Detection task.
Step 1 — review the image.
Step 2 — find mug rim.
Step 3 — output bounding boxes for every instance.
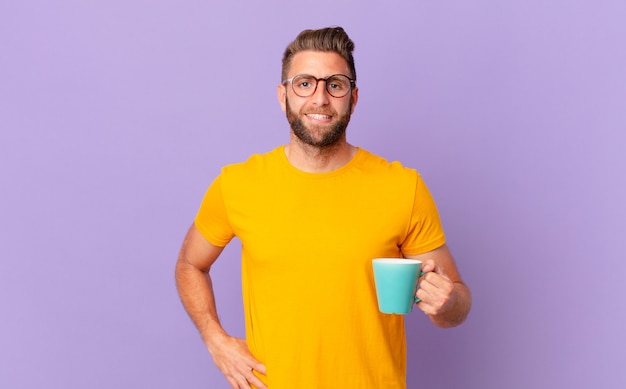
[372,258,422,264]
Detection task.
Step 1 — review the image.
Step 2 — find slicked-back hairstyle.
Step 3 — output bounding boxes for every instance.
[281,26,356,83]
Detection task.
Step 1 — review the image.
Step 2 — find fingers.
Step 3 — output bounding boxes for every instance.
[415,270,454,315]
[250,359,267,375]
[210,336,267,389]
[240,362,267,389]
[227,369,267,389]
[246,369,268,389]
[224,358,268,389]
[225,365,267,389]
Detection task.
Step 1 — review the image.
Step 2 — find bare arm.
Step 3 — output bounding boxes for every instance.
[175,224,267,389]
[405,244,472,328]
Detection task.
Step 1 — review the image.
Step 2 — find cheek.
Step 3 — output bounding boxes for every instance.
[287,99,305,115]
[339,100,354,115]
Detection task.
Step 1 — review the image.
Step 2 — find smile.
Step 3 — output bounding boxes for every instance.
[306,113,332,120]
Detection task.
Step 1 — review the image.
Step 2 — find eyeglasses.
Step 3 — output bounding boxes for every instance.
[283,74,356,98]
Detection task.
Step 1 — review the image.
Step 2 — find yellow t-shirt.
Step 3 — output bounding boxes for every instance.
[195,146,446,389]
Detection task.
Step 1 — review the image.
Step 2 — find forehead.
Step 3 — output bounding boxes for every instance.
[288,50,351,78]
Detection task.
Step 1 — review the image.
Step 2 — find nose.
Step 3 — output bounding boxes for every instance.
[310,80,331,105]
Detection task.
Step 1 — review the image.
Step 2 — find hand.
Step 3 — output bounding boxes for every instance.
[207,334,267,389]
[415,259,457,317]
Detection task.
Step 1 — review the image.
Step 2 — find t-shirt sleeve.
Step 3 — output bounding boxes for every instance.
[400,173,446,255]
[194,174,235,247]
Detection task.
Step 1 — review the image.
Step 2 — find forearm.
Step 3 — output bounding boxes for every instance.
[429,281,472,328]
[175,260,228,348]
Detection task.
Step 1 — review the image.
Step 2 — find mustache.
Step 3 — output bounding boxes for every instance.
[303,108,336,115]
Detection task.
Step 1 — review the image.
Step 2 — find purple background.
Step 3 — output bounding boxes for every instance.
[2,1,625,388]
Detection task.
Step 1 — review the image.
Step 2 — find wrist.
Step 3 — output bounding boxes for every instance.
[201,321,229,353]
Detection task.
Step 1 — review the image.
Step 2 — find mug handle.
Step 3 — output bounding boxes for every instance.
[414,271,426,304]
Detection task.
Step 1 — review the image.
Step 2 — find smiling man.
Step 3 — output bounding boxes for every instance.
[175,27,471,389]
[281,52,356,150]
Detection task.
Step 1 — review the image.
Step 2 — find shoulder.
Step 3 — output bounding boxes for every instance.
[221,146,284,177]
[356,148,419,180]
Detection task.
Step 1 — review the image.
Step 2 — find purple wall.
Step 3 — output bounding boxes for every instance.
[2,1,625,388]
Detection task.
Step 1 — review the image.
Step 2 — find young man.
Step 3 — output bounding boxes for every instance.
[175,26,471,389]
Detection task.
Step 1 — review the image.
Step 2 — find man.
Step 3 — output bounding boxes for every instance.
[175,26,471,389]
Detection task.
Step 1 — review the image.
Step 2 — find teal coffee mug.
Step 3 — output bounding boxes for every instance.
[372,258,425,314]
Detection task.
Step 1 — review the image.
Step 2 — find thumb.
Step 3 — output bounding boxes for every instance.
[420,259,438,274]
[422,260,449,279]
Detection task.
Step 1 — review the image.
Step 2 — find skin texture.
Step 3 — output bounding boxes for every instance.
[175,50,471,389]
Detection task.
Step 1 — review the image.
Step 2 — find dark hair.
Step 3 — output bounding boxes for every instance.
[281,26,356,82]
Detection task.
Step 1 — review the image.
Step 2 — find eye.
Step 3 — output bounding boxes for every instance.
[294,76,316,89]
[327,76,348,91]
[328,82,344,90]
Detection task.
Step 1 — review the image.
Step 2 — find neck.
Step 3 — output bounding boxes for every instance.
[284,136,357,173]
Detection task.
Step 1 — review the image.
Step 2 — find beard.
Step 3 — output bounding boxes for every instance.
[285,95,352,149]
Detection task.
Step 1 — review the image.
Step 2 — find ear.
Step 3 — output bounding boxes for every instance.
[277,84,287,112]
[350,86,359,114]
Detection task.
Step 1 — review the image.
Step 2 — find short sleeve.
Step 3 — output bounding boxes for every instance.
[400,174,446,255]
[194,174,235,247]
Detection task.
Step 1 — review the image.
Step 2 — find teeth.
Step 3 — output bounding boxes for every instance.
[308,114,331,120]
